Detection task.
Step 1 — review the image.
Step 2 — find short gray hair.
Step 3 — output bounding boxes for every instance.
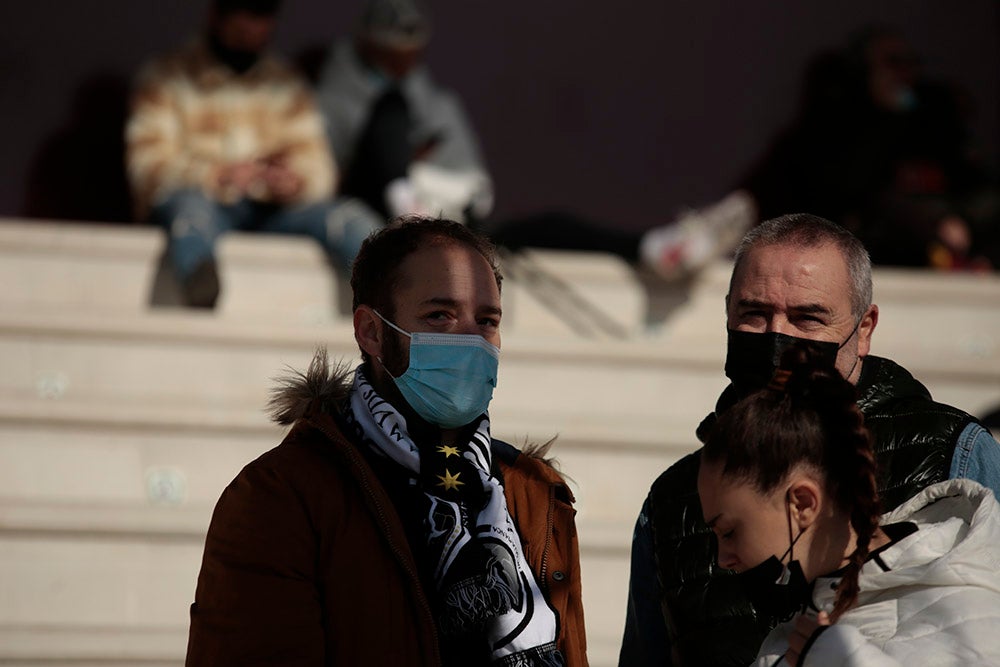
[731,214,873,319]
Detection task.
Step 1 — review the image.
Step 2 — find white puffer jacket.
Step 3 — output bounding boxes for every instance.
[755,478,1000,666]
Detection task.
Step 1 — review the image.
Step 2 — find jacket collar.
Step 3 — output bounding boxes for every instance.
[268,348,355,426]
[269,348,569,486]
[855,355,933,413]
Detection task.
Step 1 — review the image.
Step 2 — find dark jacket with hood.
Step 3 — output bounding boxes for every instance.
[185,352,587,666]
[644,355,977,666]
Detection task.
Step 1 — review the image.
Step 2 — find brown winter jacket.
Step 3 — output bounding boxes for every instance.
[185,356,587,666]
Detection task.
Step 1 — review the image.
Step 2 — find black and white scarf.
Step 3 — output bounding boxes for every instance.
[347,367,563,666]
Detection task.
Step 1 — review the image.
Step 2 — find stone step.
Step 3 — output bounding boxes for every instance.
[0,507,628,667]
[3,217,1000,667]
[0,217,647,338]
[0,626,185,667]
[0,305,737,444]
[4,303,997,429]
[0,401,681,533]
[5,216,999,360]
[0,396,676,667]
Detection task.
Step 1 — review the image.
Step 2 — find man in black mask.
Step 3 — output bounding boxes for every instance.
[126,0,382,308]
[619,213,1000,667]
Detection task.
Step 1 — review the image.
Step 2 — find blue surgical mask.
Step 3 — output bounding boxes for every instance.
[374,311,500,429]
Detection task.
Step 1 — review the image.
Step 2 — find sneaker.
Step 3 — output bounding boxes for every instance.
[640,190,757,280]
[384,177,429,219]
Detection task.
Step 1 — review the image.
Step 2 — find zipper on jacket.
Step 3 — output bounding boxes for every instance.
[539,482,556,596]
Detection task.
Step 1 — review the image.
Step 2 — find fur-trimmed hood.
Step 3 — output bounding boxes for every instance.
[268,348,356,426]
[267,348,562,466]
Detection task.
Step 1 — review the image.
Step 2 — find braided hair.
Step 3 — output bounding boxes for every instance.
[703,341,881,620]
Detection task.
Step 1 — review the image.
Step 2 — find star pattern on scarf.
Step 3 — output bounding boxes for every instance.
[436,469,464,492]
[437,445,460,458]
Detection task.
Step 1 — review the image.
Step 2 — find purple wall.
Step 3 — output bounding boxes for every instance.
[1,0,996,231]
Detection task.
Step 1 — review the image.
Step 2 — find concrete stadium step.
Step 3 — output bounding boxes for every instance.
[0,326,702,665]
[0,305,733,448]
[4,217,1000,667]
[0,335,699,667]
[0,217,355,322]
[0,522,628,667]
[0,415,639,666]
[3,300,997,435]
[5,216,999,356]
[0,396,682,531]
[0,217,647,337]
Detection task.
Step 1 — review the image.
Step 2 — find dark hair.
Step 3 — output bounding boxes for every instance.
[350,216,502,364]
[703,342,881,620]
[213,0,282,16]
[732,213,872,320]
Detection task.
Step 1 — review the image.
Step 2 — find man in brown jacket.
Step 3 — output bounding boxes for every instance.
[186,217,587,666]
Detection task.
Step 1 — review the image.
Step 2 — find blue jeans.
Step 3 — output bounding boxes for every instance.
[151,189,382,281]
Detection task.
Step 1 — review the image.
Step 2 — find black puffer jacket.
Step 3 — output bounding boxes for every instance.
[647,355,976,666]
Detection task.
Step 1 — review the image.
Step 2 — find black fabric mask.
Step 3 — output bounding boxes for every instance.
[736,553,812,624]
[734,495,813,624]
[208,32,262,74]
[724,328,851,395]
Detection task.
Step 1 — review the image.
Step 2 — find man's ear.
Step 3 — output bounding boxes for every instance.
[354,305,384,360]
[857,304,878,358]
[787,478,823,531]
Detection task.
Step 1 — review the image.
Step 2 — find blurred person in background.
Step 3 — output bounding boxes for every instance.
[126,0,381,309]
[315,0,494,224]
[314,0,759,282]
[649,25,1000,279]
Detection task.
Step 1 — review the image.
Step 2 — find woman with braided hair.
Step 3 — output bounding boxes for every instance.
[697,342,1000,666]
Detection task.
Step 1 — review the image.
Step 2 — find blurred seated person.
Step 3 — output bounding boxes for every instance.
[746,26,998,270]
[126,0,382,308]
[315,0,493,224]
[679,25,999,275]
[313,0,759,281]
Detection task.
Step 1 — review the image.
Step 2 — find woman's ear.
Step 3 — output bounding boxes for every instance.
[787,477,823,531]
[354,305,384,360]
